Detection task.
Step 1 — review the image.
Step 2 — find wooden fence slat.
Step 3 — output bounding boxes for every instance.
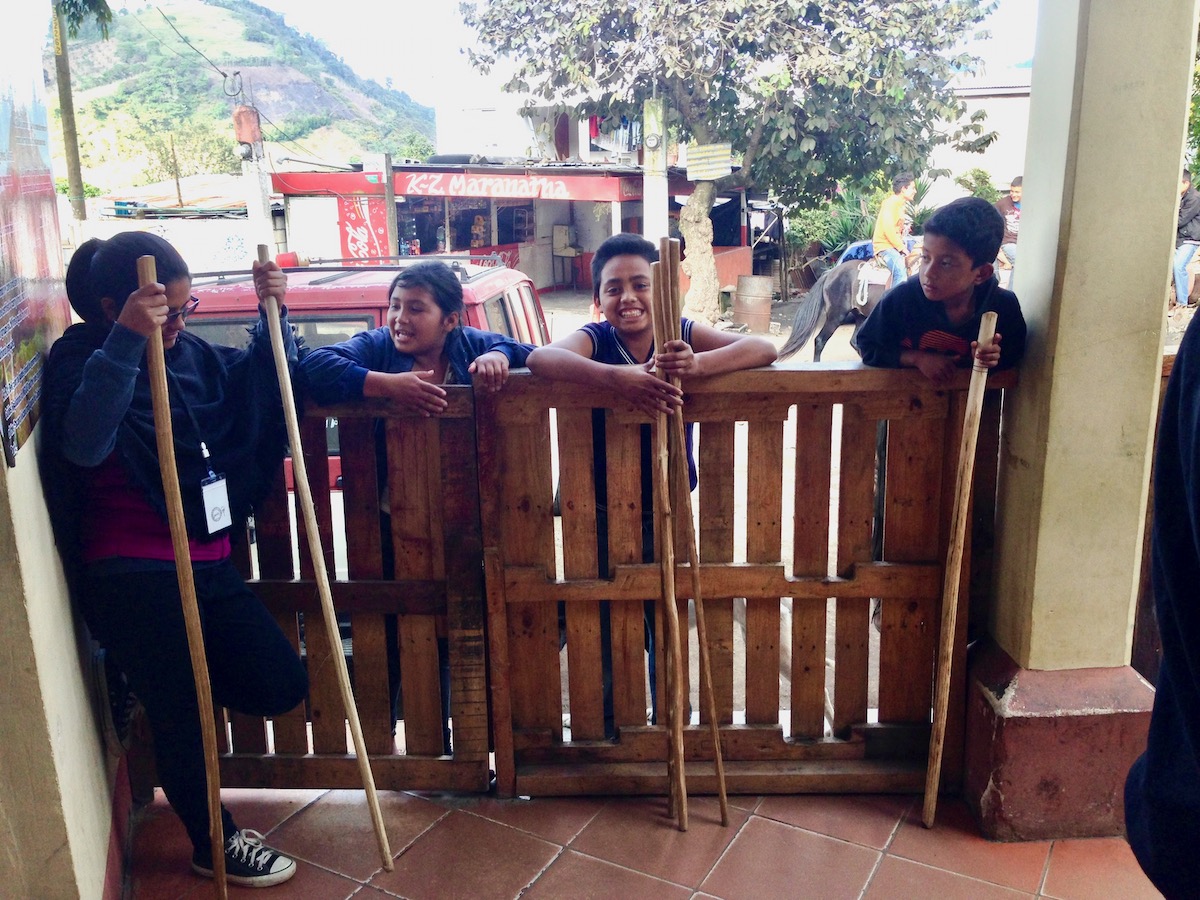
[791,403,833,740]
[698,421,735,724]
[745,418,784,724]
[387,417,444,756]
[559,408,605,740]
[605,416,649,730]
[338,415,393,755]
[878,416,942,723]
[833,404,876,736]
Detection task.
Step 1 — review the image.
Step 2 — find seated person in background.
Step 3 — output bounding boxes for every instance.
[872,172,918,290]
[858,196,1028,384]
[527,233,777,735]
[994,175,1022,285]
[302,260,535,753]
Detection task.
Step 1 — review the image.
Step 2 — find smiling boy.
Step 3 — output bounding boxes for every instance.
[857,196,1027,384]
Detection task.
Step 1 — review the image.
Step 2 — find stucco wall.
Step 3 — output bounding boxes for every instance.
[0,436,113,897]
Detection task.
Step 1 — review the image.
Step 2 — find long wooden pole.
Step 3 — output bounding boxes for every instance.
[922,311,999,828]
[137,256,227,899]
[255,246,393,868]
[650,258,688,830]
[662,239,729,826]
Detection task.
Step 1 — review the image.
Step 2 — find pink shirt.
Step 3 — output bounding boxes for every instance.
[81,456,230,563]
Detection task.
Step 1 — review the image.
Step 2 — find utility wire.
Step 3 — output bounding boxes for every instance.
[156,6,229,79]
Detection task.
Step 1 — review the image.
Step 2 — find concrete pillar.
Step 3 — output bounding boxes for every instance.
[968,0,1200,839]
[642,98,669,246]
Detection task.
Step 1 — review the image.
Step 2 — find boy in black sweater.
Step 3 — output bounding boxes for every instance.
[857,196,1027,381]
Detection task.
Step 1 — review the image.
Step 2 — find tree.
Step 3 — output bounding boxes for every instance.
[53,0,113,220]
[463,0,996,320]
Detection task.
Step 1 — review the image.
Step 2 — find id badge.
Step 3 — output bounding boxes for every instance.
[201,473,231,534]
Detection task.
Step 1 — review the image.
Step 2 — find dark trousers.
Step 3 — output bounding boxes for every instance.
[79,558,308,857]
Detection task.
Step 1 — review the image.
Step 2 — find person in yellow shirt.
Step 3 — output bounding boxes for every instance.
[872,172,917,288]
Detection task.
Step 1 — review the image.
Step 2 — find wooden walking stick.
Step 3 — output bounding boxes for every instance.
[922,311,999,828]
[660,239,729,826]
[137,256,228,899]
[255,246,393,869]
[650,258,688,830]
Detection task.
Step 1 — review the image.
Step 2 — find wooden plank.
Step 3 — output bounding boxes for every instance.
[304,607,347,753]
[220,754,491,793]
[791,403,833,740]
[745,419,783,725]
[494,408,560,739]
[440,409,489,764]
[605,416,649,730]
[558,408,605,740]
[940,391,973,789]
[386,416,444,756]
[698,421,735,725]
[878,415,942,723]
[338,415,393,755]
[833,404,876,736]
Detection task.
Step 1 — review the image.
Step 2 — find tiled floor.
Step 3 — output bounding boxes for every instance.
[126,787,1163,899]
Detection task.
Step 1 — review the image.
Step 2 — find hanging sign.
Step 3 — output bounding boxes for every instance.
[686,143,733,182]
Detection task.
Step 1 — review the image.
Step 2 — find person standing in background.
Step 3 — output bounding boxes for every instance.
[1173,170,1200,309]
[872,173,917,290]
[995,176,1022,288]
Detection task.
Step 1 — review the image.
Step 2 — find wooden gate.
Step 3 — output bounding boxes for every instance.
[217,389,490,792]
[477,365,1011,798]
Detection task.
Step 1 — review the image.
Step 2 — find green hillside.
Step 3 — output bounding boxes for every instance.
[45,0,436,192]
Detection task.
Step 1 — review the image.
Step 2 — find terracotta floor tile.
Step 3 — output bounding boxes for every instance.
[521,849,694,900]
[755,793,913,849]
[1041,837,1163,900]
[267,789,448,882]
[179,862,366,899]
[725,794,762,813]
[426,794,607,844]
[887,799,1050,893]
[568,796,747,888]
[221,787,327,834]
[369,808,560,899]
[700,815,879,900]
[864,856,1035,899]
[129,797,201,900]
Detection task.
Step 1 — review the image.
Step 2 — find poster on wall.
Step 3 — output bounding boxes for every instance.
[0,14,72,466]
[337,196,388,261]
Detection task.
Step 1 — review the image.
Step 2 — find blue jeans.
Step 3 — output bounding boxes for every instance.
[1174,243,1198,305]
[878,248,907,289]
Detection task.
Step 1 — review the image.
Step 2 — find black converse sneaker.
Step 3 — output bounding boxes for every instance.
[192,828,296,887]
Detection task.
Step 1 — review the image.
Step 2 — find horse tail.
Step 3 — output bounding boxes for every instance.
[778,268,833,360]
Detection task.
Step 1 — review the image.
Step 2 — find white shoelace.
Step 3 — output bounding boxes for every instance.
[227,829,276,871]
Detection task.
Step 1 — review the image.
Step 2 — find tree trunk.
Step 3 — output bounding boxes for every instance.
[679,181,719,323]
[53,7,86,221]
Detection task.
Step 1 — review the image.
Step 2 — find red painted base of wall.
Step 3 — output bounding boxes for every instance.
[963,640,1153,841]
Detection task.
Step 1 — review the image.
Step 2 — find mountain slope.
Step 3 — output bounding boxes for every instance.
[45,0,435,191]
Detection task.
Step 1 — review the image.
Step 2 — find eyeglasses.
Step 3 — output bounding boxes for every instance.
[166,297,200,323]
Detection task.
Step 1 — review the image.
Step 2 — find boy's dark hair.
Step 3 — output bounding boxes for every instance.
[923,197,1005,268]
[1185,170,1193,186]
[892,172,915,194]
[388,260,464,317]
[1010,175,1023,188]
[591,233,659,299]
[65,231,189,324]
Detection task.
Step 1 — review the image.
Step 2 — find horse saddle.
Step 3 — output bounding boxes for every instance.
[855,259,891,307]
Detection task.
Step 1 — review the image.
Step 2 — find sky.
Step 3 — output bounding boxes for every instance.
[238,0,1040,110]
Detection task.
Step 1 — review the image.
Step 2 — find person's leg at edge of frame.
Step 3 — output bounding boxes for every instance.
[882,248,907,290]
[1174,243,1197,307]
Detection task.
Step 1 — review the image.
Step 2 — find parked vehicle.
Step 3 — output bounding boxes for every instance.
[187,254,550,489]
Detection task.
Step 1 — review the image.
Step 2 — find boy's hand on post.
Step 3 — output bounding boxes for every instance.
[655,339,698,377]
[252,260,287,305]
[468,350,511,393]
[972,333,1002,368]
[612,362,684,416]
[118,283,168,338]
[376,370,448,416]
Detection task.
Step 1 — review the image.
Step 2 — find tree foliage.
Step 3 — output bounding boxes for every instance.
[463,0,996,204]
[58,0,113,37]
[463,0,996,317]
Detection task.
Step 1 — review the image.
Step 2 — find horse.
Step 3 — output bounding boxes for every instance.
[777,258,893,361]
